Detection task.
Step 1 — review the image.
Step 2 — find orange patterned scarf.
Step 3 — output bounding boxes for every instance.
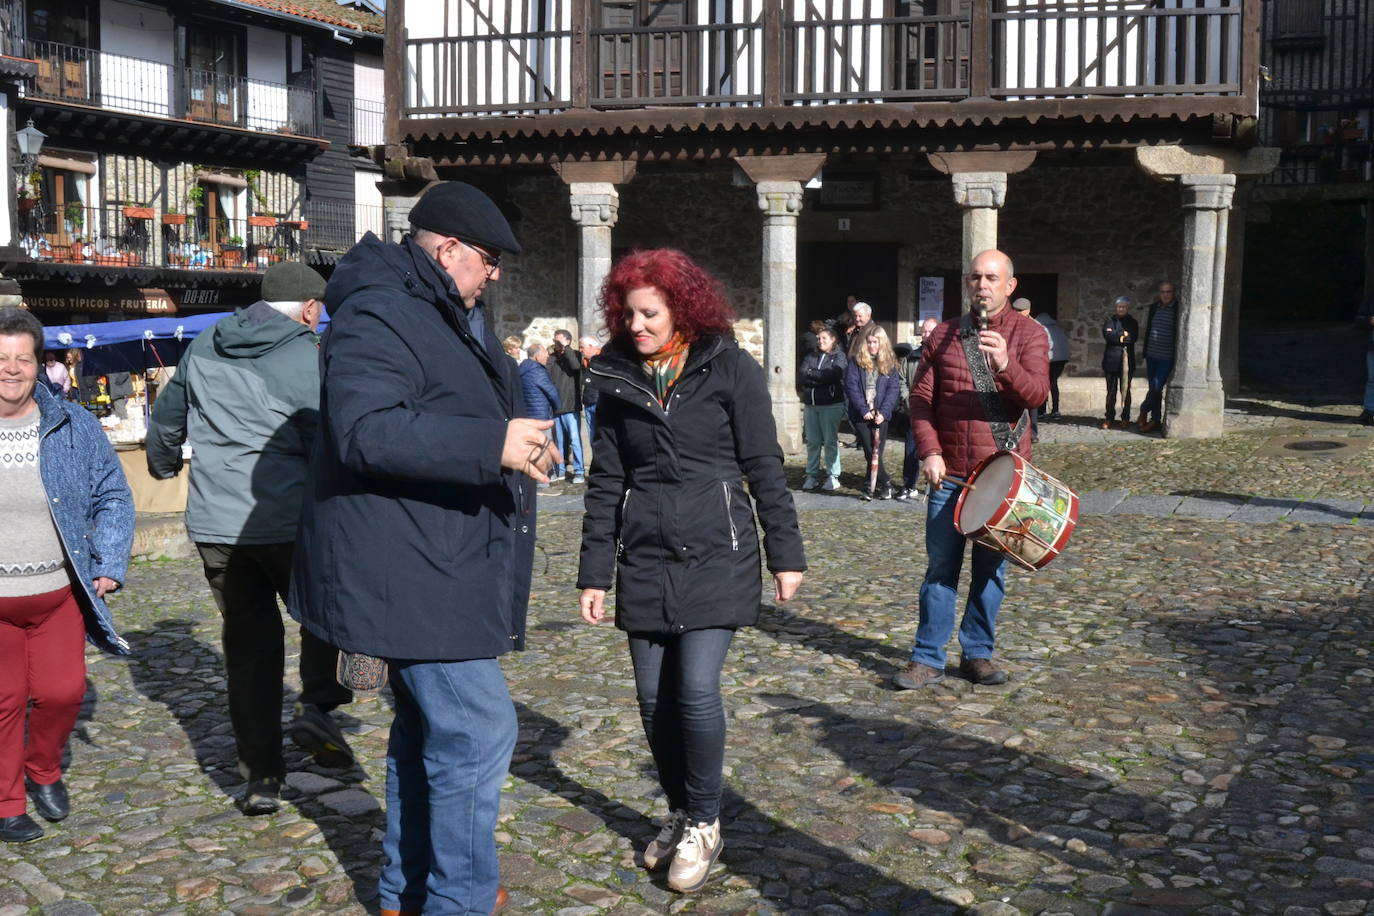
[642,334,689,406]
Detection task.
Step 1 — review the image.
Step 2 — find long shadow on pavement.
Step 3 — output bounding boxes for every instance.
[125,618,385,911]
[514,702,943,913]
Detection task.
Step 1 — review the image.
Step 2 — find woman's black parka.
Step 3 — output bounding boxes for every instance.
[576,335,806,633]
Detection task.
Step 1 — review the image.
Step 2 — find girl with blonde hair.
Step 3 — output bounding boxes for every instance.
[843,324,901,499]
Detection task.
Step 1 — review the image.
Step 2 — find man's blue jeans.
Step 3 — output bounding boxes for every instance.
[584,403,598,445]
[379,658,517,915]
[1364,351,1374,412]
[553,411,584,477]
[1140,357,1174,424]
[912,478,1006,670]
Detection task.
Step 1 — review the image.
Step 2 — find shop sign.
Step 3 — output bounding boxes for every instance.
[24,286,176,314]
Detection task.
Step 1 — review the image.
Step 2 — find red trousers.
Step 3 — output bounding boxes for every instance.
[0,586,86,817]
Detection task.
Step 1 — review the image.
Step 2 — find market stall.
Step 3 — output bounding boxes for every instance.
[41,311,327,512]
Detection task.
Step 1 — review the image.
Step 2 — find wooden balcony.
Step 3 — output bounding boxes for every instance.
[23,39,320,138]
[391,0,1260,159]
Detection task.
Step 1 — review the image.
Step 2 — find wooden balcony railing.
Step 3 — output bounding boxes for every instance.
[23,39,320,137]
[401,1,1252,121]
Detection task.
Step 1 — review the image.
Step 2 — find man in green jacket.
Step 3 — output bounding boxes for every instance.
[146,262,353,815]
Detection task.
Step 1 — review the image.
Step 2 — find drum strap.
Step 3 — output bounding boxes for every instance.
[959,314,1030,451]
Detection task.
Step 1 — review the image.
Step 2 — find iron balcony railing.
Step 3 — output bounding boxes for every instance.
[303,200,387,250]
[23,38,320,137]
[14,202,313,272]
[403,1,1251,118]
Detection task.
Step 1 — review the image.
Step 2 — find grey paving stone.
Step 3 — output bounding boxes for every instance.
[1174,494,1247,519]
[1113,493,1184,517]
[1227,496,1303,523]
[1282,499,1366,525]
[1077,489,1129,516]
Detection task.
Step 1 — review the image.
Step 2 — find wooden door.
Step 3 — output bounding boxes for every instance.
[597,0,690,102]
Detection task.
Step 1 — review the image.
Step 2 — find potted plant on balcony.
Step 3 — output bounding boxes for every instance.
[17,170,41,212]
[221,234,245,268]
[122,202,155,220]
[282,216,309,231]
[162,206,187,226]
[63,200,85,237]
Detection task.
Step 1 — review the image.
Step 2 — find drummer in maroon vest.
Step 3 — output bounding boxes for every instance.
[897,249,1050,690]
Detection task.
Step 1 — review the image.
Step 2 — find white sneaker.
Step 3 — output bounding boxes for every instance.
[572,475,586,484]
[667,818,722,893]
[642,809,686,871]
[822,476,841,491]
[801,476,818,490]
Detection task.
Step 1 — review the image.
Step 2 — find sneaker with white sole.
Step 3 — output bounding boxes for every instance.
[801,476,818,490]
[667,818,722,893]
[822,476,841,491]
[642,808,687,871]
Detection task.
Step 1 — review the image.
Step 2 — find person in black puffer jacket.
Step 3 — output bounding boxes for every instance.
[577,249,806,895]
[798,325,847,490]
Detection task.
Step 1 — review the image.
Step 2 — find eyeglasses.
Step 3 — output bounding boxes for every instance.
[456,239,501,278]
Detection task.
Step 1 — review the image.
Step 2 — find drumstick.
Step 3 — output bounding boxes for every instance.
[940,476,976,491]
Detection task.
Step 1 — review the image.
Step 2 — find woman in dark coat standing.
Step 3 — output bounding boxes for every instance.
[577,249,806,894]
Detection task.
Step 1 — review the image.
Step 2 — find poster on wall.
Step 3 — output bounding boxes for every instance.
[918,276,944,324]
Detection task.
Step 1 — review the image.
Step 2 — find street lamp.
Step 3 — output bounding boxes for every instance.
[15,119,47,174]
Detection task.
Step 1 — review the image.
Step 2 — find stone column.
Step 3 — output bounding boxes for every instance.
[1135,146,1279,437]
[554,161,637,341]
[735,154,825,454]
[567,182,619,340]
[755,179,805,453]
[1165,174,1235,439]
[951,173,1007,270]
[928,152,1036,272]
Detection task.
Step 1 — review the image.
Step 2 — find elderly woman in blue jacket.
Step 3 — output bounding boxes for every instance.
[0,308,133,844]
[844,325,902,500]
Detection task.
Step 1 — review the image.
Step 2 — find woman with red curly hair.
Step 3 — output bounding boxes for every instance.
[577,249,806,893]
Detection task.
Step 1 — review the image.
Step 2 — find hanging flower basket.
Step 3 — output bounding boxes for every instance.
[123,206,155,220]
[18,197,38,212]
[248,214,279,228]
[282,219,308,231]
[162,212,188,226]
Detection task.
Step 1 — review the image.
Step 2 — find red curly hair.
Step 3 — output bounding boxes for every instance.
[598,249,735,348]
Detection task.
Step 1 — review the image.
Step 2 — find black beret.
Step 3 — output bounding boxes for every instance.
[409,182,521,255]
[261,261,326,302]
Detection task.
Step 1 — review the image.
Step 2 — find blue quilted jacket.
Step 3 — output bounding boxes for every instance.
[33,383,134,655]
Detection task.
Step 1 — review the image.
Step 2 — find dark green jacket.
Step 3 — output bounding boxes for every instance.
[146,301,320,544]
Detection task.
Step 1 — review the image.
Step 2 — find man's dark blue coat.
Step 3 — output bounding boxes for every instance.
[288,233,535,661]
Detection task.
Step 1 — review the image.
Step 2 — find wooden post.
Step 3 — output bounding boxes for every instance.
[571,0,588,109]
[968,1,988,100]
[762,0,782,108]
[383,0,404,146]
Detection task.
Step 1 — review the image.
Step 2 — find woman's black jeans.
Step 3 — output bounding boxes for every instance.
[627,627,735,823]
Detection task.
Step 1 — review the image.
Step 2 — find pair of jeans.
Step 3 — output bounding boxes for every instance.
[1104,366,1135,422]
[1140,357,1174,424]
[911,478,1007,670]
[902,421,919,489]
[0,587,84,817]
[196,543,352,780]
[380,658,517,915]
[803,402,844,481]
[553,412,584,477]
[584,403,598,445]
[627,628,735,823]
[852,418,891,491]
[1041,360,1067,414]
[1365,351,1374,412]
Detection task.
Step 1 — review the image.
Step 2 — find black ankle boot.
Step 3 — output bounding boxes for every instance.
[0,814,44,843]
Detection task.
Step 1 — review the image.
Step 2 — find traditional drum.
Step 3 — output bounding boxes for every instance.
[953,451,1079,570]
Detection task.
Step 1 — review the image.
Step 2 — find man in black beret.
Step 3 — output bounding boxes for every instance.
[289,182,558,915]
[147,260,356,817]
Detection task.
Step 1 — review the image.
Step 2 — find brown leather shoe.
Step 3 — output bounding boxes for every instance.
[893,661,945,690]
[492,887,510,913]
[959,657,1009,685]
[380,910,420,916]
[1140,421,1160,433]
[1100,420,1111,430]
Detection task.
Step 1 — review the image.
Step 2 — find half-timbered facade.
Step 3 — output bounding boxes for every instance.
[385,0,1276,441]
[1,0,384,321]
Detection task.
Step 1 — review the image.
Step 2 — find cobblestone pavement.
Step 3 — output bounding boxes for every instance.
[4,397,1374,915]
